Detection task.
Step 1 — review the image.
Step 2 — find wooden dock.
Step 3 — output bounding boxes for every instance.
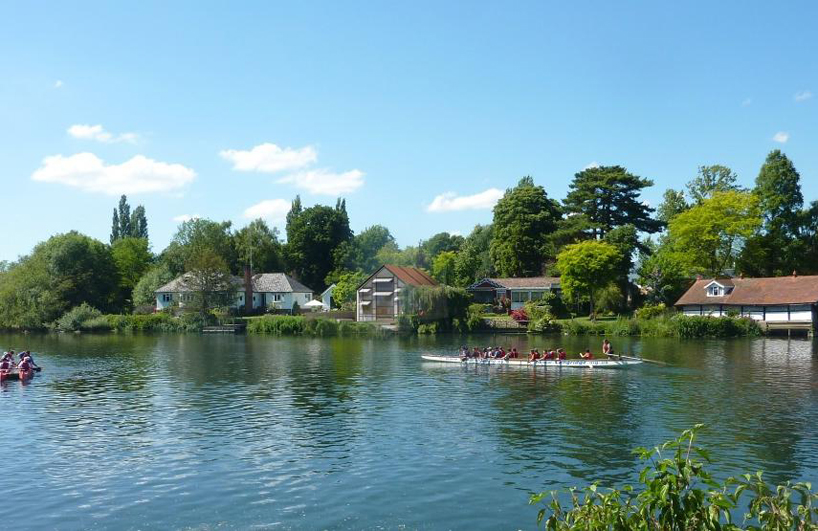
[202,323,247,334]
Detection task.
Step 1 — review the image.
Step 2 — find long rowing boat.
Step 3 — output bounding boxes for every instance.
[421,354,642,369]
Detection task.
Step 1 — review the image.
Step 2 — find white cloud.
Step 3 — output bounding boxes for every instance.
[277,169,364,196]
[32,153,196,195]
[220,143,317,173]
[173,214,200,223]
[741,97,752,106]
[243,199,291,221]
[426,188,504,213]
[67,124,138,144]
[583,161,600,170]
[54,80,63,88]
[794,90,812,102]
[772,131,790,143]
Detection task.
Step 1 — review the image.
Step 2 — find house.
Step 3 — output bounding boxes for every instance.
[155,268,314,312]
[467,277,561,310]
[356,265,438,322]
[321,284,336,310]
[674,274,818,332]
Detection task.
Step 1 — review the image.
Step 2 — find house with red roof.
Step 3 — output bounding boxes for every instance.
[356,265,438,322]
[674,274,818,333]
[466,277,561,310]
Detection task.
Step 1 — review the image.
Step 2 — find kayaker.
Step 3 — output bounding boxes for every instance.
[0,356,11,373]
[18,356,31,371]
[22,351,38,368]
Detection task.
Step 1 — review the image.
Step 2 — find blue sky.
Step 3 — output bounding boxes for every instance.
[1,1,816,261]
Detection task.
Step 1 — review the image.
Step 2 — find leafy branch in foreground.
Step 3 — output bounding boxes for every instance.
[530,425,817,530]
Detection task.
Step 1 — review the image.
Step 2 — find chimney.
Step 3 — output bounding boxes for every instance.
[244,265,253,313]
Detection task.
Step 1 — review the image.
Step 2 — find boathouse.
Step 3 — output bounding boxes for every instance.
[674,274,818,334]
[356,265,438,322]
[466,277,561,310]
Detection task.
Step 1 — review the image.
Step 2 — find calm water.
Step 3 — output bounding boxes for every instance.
[1,332,817,530]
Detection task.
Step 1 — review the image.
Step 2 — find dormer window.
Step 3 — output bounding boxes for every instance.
[708,285,722,296]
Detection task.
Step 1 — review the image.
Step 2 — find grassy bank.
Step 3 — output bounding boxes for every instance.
[246,315,384,337]
[550,314,763,338]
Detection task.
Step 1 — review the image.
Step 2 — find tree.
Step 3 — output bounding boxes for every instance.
[667,191,761,276]
[331,271,367,310]
[563,165,662,238]
[431,251,457,285]
[0,232,119,328]
[686,165,741,204]
[132,264,175,309]
[636,239,690,305]
[490,177,561,277]
[755,150,803,233]
[111,237,153,308]
[130,205,148,239]
[117,195,131,239]
[286,195,303,237]
[454,224,494,286]
[656,189,688,224]
[374,242,419,268]
[233,219,283,273]
[603,225,641,309]
[354,225,395,272]
[111,209,120,244]
[556,240,620,319]
[184,248,234,321]
[162,218,236,276]
[418,232,464,269]
[284,203,352,291]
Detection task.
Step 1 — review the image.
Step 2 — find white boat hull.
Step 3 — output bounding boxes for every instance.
[421,354,642,369]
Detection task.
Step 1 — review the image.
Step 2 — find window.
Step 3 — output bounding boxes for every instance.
[272,293,282,302]
[162,294,172,302]
[530,291,543,301]
[512,291,528,303]
[707,285,722,297]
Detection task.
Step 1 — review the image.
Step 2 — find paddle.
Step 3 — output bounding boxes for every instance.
[614,353,668,366]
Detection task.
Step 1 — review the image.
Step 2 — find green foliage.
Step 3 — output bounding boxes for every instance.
[657,188,689,224]
[466,303,488,331]
[418,232,464,269]
[111,237,152,308]
[490,176,561,277]
[563,165,662,238]
[454,224,495,286]
[233,219,283,273]
[132,264,175,309]
[687,164,742,204]
[667,191,762,276]
[284,201,352,291]
[328,270,367,309]
[431,250,457,285]
[162,218,236,276]
[637,239,691,305]
[56,303,102,331]
[375,241,419,268]
[401,285,472,332]
[556,240,620,318]
[246,315,382,337]
[184,248,235,319]
[673,315,762,339]
[530,425,817,530]
[634,302,667,320]
[594,283,625,315]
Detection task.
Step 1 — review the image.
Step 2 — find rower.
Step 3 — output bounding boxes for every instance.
[543,349,554,360]
[557,348,566,360]
[528,349,538,362]
[579,349,594,360]
[22,351,38,368]
[18,356,31,372]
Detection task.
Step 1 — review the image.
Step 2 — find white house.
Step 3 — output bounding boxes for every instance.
[674,275,818,331]
[155,271,314,312]
[466,277,561,310]
[321,284,336,310]
[356,265,438,322]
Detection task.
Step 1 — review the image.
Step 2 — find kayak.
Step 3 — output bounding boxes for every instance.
[421,354,642,369]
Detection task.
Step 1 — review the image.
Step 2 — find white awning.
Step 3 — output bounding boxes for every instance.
[360,300,371,306]
[359,288,371,293]
[374,292,393,296]
[373,278,394,283]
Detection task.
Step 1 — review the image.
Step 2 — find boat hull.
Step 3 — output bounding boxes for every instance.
[421,355,642,369]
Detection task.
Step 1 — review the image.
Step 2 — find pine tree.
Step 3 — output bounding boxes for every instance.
[117,195,131,239]
[111,209,120,244]
[286,195,303,241]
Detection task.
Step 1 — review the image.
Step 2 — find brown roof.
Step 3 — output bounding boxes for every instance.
[488,276,560,289]
[675,276,818,306]
[384,265,438,287]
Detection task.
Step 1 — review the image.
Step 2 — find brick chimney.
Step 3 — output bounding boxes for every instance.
[244,265,253,313]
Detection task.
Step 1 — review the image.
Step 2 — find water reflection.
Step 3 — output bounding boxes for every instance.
[1,332,817,530]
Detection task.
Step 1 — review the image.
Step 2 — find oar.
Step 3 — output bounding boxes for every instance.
[615,354,667,366]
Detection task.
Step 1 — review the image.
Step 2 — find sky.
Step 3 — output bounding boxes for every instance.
[1,1,816,261]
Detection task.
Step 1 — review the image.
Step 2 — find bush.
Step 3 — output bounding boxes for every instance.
[531,425,818,530]
[634,302,667,320]
[56,303,102,331]
[510,309,528,322]
[417,322,438,334]
[673,315,762,338]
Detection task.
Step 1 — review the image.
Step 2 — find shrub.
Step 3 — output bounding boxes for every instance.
[417,322,438,334]
[634,302,667,320]
[247,315,305,335]
[56,303,102,331]
[530,425,818,530]
[510,309,528,322]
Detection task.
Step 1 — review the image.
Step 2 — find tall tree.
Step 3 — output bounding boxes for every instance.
[667,191,761,276]
[130,205,149,239]
[686,165,741,204]
[111,237,153,308]
[603,224,641,307]
[234,219,283,272]
[657,189,689,224]
[117,195,132,239]
[355,225,395,272]
[556,240,620,319]
[286,195,303,238]
[490,177,561,277]
[284,204,353,291]
[111,208,120,243]
[454,224,494,286]
[563,165,662,238]
[431,251,457,285]
[162,218,236,276]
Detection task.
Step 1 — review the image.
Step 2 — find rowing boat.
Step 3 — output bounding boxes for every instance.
[421,354,642,369]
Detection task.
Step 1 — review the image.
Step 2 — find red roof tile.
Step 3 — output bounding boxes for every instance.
[675,276,818,306]
[384,265,438,287]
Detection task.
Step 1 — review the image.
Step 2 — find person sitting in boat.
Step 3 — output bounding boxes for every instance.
[22,351,38,368]
[459,346,469,360]
[18,356,31,372]
[509,347,518,359]
[528,349,538,362]
[579,349,594,359]
[0,356,11,373]
[557,348,567,360]
[543,349,554,360]
[472,347,481,358]
[602,339,615,357]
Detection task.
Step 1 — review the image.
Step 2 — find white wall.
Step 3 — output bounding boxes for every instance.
[680,305,814,322]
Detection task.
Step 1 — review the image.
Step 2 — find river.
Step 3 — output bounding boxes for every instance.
[1,332,816,530]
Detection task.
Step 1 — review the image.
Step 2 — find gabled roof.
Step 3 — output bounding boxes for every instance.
[156,272,314,294]
[467,276,561,290]
[704,278,735,288]
[383,265,438,286]
[321,283,336,297]
[675,275,818,306]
